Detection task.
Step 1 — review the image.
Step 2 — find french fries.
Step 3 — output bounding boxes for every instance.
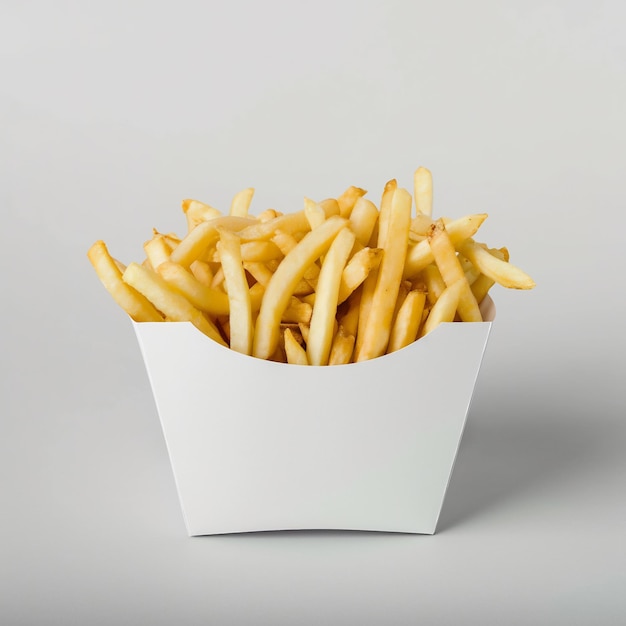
[217,229,253,355]
[88,241,164,322]
[307,227,356,366]
[252,215,347,360]
[355,187,412,362]
[88,166,535,364]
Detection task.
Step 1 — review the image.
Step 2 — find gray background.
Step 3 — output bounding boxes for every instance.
[2,1,625,624]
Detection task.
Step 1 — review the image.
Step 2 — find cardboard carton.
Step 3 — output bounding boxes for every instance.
[133,297,495,535]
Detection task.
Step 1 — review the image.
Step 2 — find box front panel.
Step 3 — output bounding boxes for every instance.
[134,317,492,535]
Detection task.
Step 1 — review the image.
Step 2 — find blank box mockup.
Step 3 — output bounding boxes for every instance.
[132,297,495,536]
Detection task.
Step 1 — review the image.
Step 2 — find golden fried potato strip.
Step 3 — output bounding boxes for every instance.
[403,213,488,279]
[307,227,356,366]
[304,198,326,231]
[460,239,535,289]
[349,197,379,247]
[170,216,257,268]
[182,199,221,232]
[229,188,255,217]
[319,198,340,218]
[284,328,309,365]
[123,262,226,345]
[157,261,230,316]
[336,186,367,217]
[282,298,313,324]
[189,260,213,286]
[218,229,253,355]
[470,247,507,303]
[253,216,347,360]
[355,187,412,362]
[388,289,426,353]
[328,326,356,365]
[88,241,163,322]
[209,240,283,263]
[421,280,464,336]
[414,166,433,216]
[238,211,311,242]
[428,220,482,322]
[337,247,383,305]
[144,234,172,270]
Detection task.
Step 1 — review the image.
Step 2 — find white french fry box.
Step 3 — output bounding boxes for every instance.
[132,296,495,536]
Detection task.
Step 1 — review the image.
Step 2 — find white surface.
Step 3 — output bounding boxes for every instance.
[2,1,626,624]
[134,306,492,535]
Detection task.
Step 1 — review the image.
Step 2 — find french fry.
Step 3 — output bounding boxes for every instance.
[423,263,447,306]
[249,282,265,313]
[391,280,412,332]
[298,322,310,344]
[377,179,397,251]
[149,229,181,251]
[410,213,434,237]
[304,198,326,231]
[281,323,305,344]
[403,213,488,279]
[307,227,356,366]
[158,230,182,250]
[122,262,226,345]
[282,297,313,324]
[337,246,383,304]
[218,229,253,355]
[273,231,320,280]
[428,220,482,322]
[217,316,230,343]
[460,239,535,289]
[338,288,361,338]
[421,279,464,336]
[271,229,299,255]
[209,240,283,263]
[88,241,164,322]
[243,261,274,287]
[270,340,287,363]
[211,266,225,289]
[272,230,320,293]
[471,273,495,304]
[414,166,433,216]
[238,240,283,263]
[355,187,412,362]
[157,261,230,316]
[458,253,481,285]
[284,328,309,365]
[300,292,316,308]
[253,215,347,360]
[257,208,281,222]
[349,197,379,247]
[319,198,340,218]
[144,234,172,270]
[337,185,367,217]
[354,180,396,355]
[469,247,507,303]
[190,260,214,286]
[496,246,510,263]
[170,216,257,269]
[238,211,311,242]
[328,326,356,365]
[388,289,426,353]
[182,199,221,232]
[230,187,255,217]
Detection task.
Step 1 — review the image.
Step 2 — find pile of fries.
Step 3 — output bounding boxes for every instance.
[88,167,535,365]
